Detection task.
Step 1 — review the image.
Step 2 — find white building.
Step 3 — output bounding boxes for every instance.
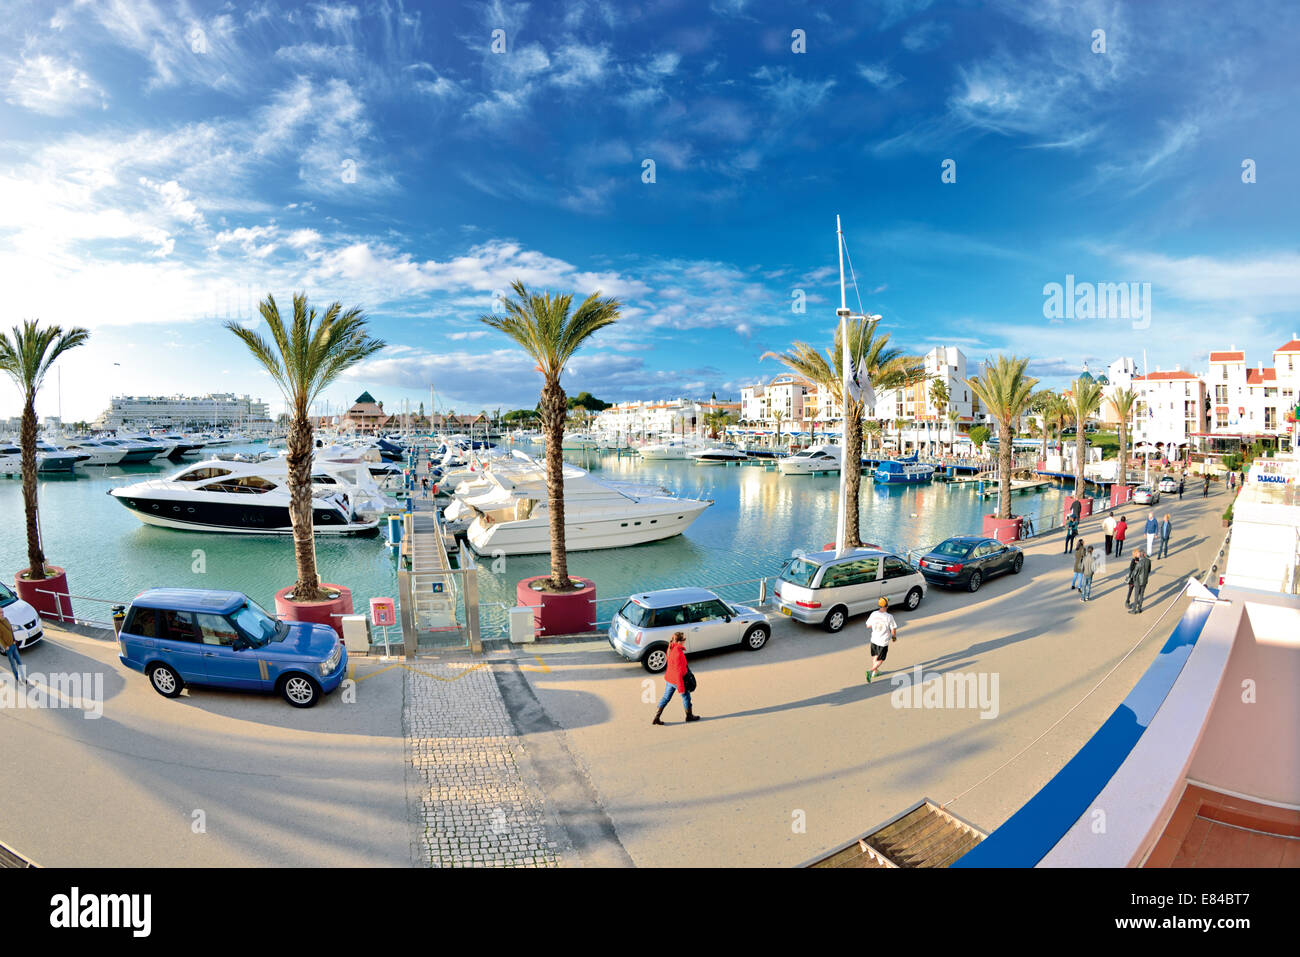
[740,374,823,429]
[872,346,981,452]
[1131,368,1207,455]
[94,393,271,430]
[1099,357,1138,426]
[594,398,706,440]
[1205,337,1300,438]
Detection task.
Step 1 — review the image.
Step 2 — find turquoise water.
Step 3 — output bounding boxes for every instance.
[2,443,1075,638]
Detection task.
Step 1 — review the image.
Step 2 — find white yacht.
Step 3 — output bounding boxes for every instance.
[0,444,23,475]
[637,439,701,460]
[778,443,843,475]
[452,453,711,555]
[558,432,600,451]
[109,457,391,535]
[62,438,129,467]
[689,446,749,465]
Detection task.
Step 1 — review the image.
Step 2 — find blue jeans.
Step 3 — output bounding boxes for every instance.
[1158,537,1170,559]
[4,644,23,681]
[1071,571,1084,590]
[1081,576,1094,600]
[658,681,692,712]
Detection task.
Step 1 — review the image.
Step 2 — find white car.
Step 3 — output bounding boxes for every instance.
[773,547,927,632]
[608,587,770,673]
[1133,485,1160,504]
[1158,477,1178,493]
[1,582,44,649]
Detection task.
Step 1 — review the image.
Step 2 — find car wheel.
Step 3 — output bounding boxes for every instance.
[642,645,669,674]
[1013,554,1024,574]
[905,587,923,610]
[967,571,983,593]
[148,663,184,699]
[743,624,770,650]
[823,605,849,633]
[279,673,321,708]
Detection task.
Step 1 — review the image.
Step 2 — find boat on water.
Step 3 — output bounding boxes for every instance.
[778,443,842,475]
[557,431,601,451]
[689,446,749,465]
[108,456,390,535]
[637,439,702,461]
[874,455,936,485]
[1,441,81,473]
[61,438,129,466]
[447,452,711,555]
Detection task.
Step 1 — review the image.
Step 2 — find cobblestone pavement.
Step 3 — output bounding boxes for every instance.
[404,661,563,867]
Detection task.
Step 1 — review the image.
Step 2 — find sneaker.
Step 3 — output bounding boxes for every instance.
[865,670,872,684]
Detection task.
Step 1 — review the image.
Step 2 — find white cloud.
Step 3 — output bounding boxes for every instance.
[6,53,106,115]
[858,63,902,90]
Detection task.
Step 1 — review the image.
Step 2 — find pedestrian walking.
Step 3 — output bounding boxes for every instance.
[1102,510,1116,555]
[0,610,30,686]
[1144,511,1159,556]
[651,632,698,725]
[1124,553,1140,607]
[1228,472,1236,492]
[1114,516,1128,557]
[1063,515,1079,554]
[1203,473,1210,497]
[1178,476,1185,500]
[1069,497,1083,525]
[1080,545,1097,602]
[1158,514,1172,559]
[1071,538,1087,591]
[1129,549,1153,614]
[864,597,897,683]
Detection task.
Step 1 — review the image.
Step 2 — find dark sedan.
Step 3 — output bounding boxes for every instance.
[915,536,1024,592]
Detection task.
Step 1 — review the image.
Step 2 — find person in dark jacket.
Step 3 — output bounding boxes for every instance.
[1063,515,1079,554]
[652,631,698,725]
[1071,539,1087,591]
[1123,553,1140,607]
[1202,473,1210,497]
[1158,514,1172,559]
[1113,516,1128,557]
[1129,549,1153,614]
[1080,545,1098,602]
[1069,497,1083,525]
[1178,476,1185,499]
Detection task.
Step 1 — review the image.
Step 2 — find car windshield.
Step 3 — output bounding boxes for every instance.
[618,600,654,629]
[779,558,820,588]
[932,540,974,558]
[230,600,284,646]
[0,582,14,607]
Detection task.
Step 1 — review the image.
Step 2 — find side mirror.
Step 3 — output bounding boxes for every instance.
[231,637,249,651]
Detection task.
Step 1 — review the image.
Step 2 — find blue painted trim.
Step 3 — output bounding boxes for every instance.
[953,598,1214,867]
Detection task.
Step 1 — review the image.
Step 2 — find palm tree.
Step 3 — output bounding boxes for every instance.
[0,320,90,581]
[481,280,620,591]
[763,321,921,547]
[1030,389,1057,464]
[1109,387,1139,489]
[863,418,883,454]
[946,409,960,454]
[225,293,384,601]
[1068,378,1106,498]
[773,409,785,448]
[704,409,734,440]
[965,355,1039,520]
[929,379,950,456]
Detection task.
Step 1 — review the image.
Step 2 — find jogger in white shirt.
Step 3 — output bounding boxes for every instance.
[864,597,897,683]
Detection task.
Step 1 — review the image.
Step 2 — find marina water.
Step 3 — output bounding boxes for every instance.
[2,443,1078,638]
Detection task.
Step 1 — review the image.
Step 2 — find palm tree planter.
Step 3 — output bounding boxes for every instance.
[226,293,384,639]
[2,320,89,622]
[481,281,620,639]
[1064,377,1106,522]
[966,355,1038,543]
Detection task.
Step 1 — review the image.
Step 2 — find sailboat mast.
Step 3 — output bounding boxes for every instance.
[834,215,851,556]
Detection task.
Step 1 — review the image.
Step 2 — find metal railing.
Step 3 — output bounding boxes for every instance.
[30,588,123,629]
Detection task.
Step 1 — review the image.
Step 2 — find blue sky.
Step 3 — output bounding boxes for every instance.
[3,0,1299,421]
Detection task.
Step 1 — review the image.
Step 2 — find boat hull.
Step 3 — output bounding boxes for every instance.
[110,493,378,535]
[466,501,710,555]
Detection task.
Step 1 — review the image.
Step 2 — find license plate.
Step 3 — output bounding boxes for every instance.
[780,606,792,616]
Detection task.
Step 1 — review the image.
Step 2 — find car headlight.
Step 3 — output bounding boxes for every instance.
[319,645,342,676]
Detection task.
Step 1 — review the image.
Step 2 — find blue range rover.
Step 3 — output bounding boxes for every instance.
[118,589,348,708]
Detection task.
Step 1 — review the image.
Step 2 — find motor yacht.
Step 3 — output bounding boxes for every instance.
[108,457,389,535]
[778,443,843,475]
[451,452,710,555]
[61,438,129,466]
[874,455,936,484]
[637,439,702,460]
[688,446,749,465]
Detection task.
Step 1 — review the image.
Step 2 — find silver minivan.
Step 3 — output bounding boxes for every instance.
[773,548,926,632]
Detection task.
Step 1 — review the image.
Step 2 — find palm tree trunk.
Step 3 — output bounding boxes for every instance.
[541,377,570,590]
[1074,428,1086,498]
[1117,419,1128,488]
[1040,420,1048,464]
[998,419,1013,519]
[843,397,863,548]
[286,411,321,600]
[20,391,45,579]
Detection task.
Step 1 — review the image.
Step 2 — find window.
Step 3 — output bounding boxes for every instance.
[686,600,732,622]
[196,613,241,646]
[200,475,278,494]
[125,606,160,638]
[780,559,820,588]
[161,610,201,643]
[652,606,689,628]
[883,557,913,580]
[177,466,233,482]
[822,558,879,587]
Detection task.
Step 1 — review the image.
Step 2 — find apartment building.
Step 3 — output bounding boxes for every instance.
[1206,337,1300,437]
[740,374,816,427]
[594,398,707,439]
[94,392,271,430]
[1131,368,1208,453]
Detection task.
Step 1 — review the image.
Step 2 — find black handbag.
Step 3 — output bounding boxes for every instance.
[683,669,697,693]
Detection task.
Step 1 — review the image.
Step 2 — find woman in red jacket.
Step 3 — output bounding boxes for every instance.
[652,632,699,725]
